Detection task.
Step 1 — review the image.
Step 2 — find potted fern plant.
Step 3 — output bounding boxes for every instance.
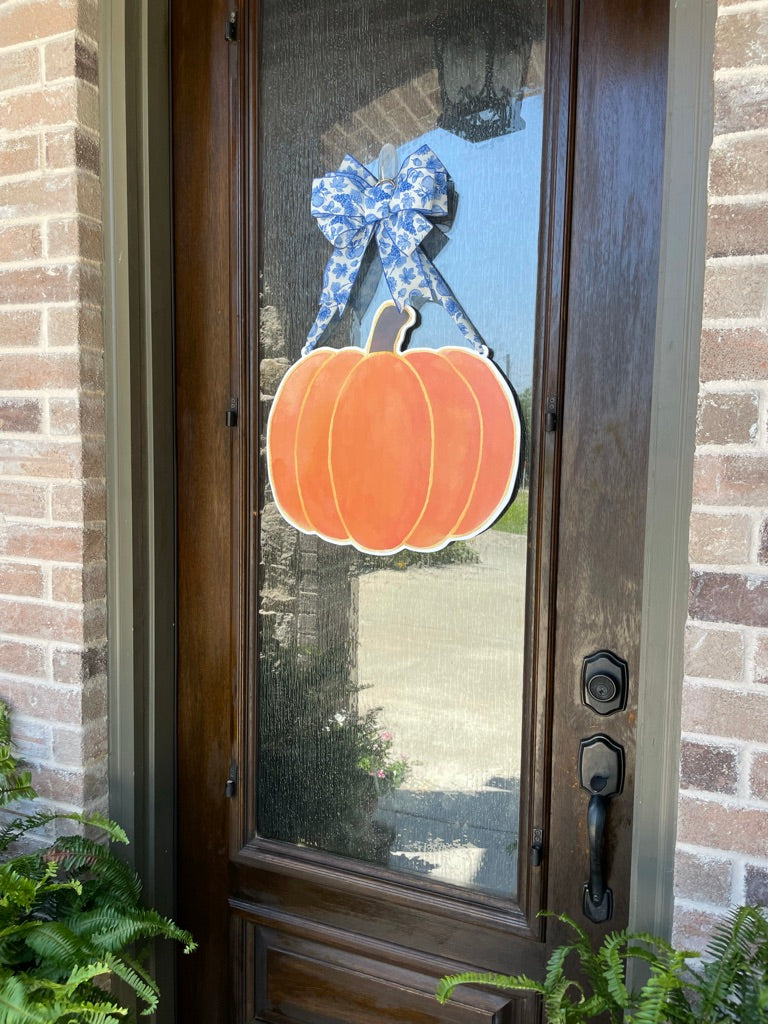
[0,701,195,1022]
[437,907,768,1023]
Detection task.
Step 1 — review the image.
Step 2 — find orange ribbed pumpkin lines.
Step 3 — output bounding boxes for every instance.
[266,302,522,555]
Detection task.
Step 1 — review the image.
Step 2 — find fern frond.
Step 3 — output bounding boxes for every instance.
[24,921,85,976]
[46,836,143,907]
[597,931,630,1009]
[436,971,544,1004]
[100,952,159,1012]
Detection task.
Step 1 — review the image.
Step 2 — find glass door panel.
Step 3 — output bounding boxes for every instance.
[257,0,546,901]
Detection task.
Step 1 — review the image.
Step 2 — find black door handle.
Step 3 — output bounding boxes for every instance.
[578,736,625,923]
[586,792,608,913]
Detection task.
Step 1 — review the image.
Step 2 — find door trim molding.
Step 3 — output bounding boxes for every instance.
[630,0,716,939]
[100,1,176,1018]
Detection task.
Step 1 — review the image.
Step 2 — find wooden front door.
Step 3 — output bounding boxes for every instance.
[172,0,668,1020]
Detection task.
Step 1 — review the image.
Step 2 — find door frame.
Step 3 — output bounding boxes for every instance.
[99,0,715,1018]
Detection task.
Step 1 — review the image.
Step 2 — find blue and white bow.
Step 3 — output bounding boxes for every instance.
[303,145,487,356]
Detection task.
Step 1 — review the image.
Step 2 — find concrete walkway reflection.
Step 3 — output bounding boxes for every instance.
[357,530,526,896]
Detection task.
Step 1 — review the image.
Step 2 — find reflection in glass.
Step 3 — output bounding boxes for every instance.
[257,0,545,899]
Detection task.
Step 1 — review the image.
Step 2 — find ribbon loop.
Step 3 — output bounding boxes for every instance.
[303,145,487,357]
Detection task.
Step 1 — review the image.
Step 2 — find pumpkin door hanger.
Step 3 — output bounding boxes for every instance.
[266,301,522,556]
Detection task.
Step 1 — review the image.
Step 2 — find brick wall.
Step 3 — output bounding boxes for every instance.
[674,0,768,951]
[0,0,107,830]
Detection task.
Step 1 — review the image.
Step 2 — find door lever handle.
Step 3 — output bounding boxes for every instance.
[578,736,625,923]
[586,792,607,910]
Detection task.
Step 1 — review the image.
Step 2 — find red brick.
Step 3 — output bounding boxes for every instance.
[52,722,107,767]
[0,480,47,518]
[44,35,98,88]
[756,634,768,685]
[702,262,768,320]
[30,765,106,807]
[0,82,78,132]
[0,262,101,307]
[0,437,83,479]
[693,453,768,505]
[688,511,753,565]
[75,170,100,220]
[709,135,768,197]
[0,309,42,348]
[0,678,83,725]
[52,561,105,604]
[714,11,768,72]
[0,133,39,177]
[50,644,106,685]
[0,639,45,678]
[51,479,106,522]
[0,223,43,263]
[677,794,768,857]
[685,624,744,680]
[82,599,106,645]
[0,352,78,389]
[696,391,759,445]
[49,394,105,437]
[700,327,768,381]
[689,570,768,628]
[707,202,768,259]
[672,907,731,955]
[10,716,52,761]
[0,597,84,643]
[714,71,768,135]
[0,1,78,47]
[1,522,88,562]
[749,752,768,801]
[47,303,101,349]
[46,216,101,261]
[674,850,732,905]
[79,437,105,479]
[0,46,41,92]
[0,562,44,599]
[0,399,42,433]
[760,517,768,565]
[745,864,768,905]
[682,681,768,742]
[0,173,77,220]
[680,739,738,794]
[45,127,98,174]
[78,347,104,389]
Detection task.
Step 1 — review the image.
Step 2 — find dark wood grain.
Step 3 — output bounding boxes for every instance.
[172,0,670,1017]
[172,0,236,1019]
[545,0,669,947]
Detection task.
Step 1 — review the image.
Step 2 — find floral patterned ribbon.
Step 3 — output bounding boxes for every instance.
[303,146,488,356]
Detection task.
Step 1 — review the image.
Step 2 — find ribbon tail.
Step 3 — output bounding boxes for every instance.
[423,258,489,356]
[378,234,488,356]
[303,230,372,354]
[303,304,341,357]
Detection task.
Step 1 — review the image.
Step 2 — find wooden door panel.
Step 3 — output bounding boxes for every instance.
[234,911,535,1024]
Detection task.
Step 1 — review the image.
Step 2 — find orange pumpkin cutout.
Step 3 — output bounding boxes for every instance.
[266,302,522,555]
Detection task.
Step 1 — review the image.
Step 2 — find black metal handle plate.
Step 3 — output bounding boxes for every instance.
[578,735,625,923]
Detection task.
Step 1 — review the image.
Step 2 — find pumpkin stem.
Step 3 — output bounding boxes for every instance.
[365,301,417,355]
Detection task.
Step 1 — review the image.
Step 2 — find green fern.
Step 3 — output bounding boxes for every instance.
[436,913,700,1023]
[436,909,768,1023]
[0,700,196,1022]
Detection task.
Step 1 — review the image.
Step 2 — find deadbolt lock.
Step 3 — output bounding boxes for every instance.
[581,650,628,716]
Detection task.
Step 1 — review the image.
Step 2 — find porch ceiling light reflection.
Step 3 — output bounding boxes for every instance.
[433,1,544,143]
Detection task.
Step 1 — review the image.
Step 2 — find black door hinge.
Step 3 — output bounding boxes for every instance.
[224,761,238,798]
[544,395,557,433]
[225,11,237,42]
[225,396,238,428]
